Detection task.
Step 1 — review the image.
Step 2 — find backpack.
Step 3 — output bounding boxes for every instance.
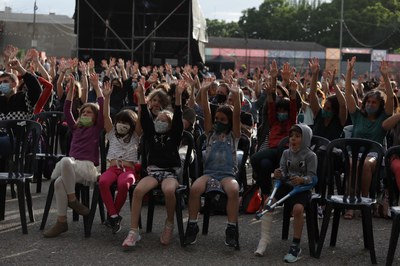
[240,184,262,214]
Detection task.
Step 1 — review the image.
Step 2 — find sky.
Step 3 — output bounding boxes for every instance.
[0,0,265,22]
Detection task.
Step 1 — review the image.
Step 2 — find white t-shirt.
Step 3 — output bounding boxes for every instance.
[106,127,139,163]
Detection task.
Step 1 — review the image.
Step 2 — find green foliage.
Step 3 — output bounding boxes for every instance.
[205,0,400,50]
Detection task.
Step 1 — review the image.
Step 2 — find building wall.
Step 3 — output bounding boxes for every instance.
[0,15,76,58]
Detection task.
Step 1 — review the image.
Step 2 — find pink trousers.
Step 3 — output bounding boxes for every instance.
[99,165,135,216]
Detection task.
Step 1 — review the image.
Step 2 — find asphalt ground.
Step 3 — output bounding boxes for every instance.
[1,175,400,266]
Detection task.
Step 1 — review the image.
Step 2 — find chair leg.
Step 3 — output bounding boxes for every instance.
[202,200,210,235]
[175,191,185,247]
[305,202,316,257]
[329,208,341,247]
[16,182,28,234]
[146,192,155,233]
[362,207,377,264]
[40,179,55,230]
[24,180,34,222]
[11,183,16,199]
[35,160,43,193]
[85,184,100,238]
[282,202,291,240]
[97,193,105,224]
[316,204,333,258]
[386,214,400,266]
[0,184,6,221]
[73,185,81,221]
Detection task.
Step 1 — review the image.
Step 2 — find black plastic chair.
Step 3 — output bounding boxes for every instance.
[384,145,400,266]
[140,130,194,247]
[277,135,330,257]
[0,119,41,234]
[197,133,251,250]
[386,207,400,266]
[40,130,106,237]
[384,145,400,207]
[315,138,384,264]
[32,111,66,193]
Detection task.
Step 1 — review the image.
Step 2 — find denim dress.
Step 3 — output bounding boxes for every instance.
[203,132,238,181]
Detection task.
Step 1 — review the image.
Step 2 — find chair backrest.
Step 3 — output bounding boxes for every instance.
[384,145,400,206]
[325,138,384,203]
[32,111,65,156]
[0,119,42,177]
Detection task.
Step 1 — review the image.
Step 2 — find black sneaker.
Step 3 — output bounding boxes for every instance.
[225,224,238,247]
[184,222,199,245]
[110,215,122,234]
[283,244,302,263]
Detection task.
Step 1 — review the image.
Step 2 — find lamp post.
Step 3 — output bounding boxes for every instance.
[338,0,344,76]
[31,0,38,48]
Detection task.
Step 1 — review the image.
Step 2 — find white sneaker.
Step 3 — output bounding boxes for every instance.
[122,230,141,248]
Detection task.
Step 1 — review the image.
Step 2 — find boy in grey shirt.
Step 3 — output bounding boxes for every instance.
[254,124,317,263]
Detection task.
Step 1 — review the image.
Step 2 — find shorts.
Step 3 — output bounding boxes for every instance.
[147,165,180,183]
[275,183,311,208]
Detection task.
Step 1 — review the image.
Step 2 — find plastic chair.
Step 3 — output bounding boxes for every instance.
[40,130,107,237]
[0,119,42,234]
[386,207,400,266]
[197,133,251,250]
[315,138,384,264]
[140,130,194,247]
[277,135,330,257]
[32,111,66,193]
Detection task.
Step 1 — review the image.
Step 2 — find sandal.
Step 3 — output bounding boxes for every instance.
[344,209,354,220]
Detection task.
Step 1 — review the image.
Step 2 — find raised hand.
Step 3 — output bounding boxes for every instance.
[347,56,356,71]
[109,57,116,68]
[269,60,278,78]
[182,71,195,86]
[101,59,108,69]
[309,58,319,75]
[88,58,95,70]
[118,58,125,68]
[102,81,113,97]
[78,61,87,75]
[89,73,99,88]
[281,62,292,81]
[177,79,187,94]
[379,60,389,76]
[49,56,57,66]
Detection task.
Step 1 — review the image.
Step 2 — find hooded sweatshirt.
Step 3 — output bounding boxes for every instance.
[279,124,317,186]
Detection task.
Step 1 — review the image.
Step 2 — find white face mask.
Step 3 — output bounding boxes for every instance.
[154,120,169,134]
[116,123,130,135]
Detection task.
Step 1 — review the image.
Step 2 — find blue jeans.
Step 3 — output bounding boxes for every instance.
[204,138,235,181]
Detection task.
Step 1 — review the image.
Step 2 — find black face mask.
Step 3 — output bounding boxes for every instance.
[215,94,227,104]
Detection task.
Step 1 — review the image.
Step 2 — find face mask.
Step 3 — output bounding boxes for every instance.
[0,83,11,95]
[79,116,93,127]
[213,121,230,133]
[154,120,169,134]
[132,82,138,90]
[365,106,378,116]
[215,94,227,104]
[321,109,333,118]
[116,123,130,135]
[277,112,289,122]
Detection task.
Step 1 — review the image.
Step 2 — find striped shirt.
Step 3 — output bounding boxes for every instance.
[106,127,139,163]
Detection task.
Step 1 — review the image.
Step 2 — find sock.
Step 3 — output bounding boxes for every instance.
[188,219,198,224]
[110,214,118,218]
[227,222,236,227]
[292,237,301,246]
[130,227,139,233]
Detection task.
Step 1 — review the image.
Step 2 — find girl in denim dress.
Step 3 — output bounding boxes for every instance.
[184,79,241,248]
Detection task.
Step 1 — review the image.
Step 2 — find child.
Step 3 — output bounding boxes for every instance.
[44,73,104,238]
[254,124,317,263]
[184,80,241,247]
[122,80,185,248]
[98,81,142,234]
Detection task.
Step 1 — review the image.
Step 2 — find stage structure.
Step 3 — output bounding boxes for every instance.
[75,0,207,66]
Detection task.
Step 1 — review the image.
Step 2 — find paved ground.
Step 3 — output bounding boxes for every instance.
[1,177,399,266]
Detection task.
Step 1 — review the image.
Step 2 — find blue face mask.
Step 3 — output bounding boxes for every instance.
[365,106,378,116]
[213,121,230,133]
[132,82,138,90]
[0,83,11,95]
[277,112,289,122]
